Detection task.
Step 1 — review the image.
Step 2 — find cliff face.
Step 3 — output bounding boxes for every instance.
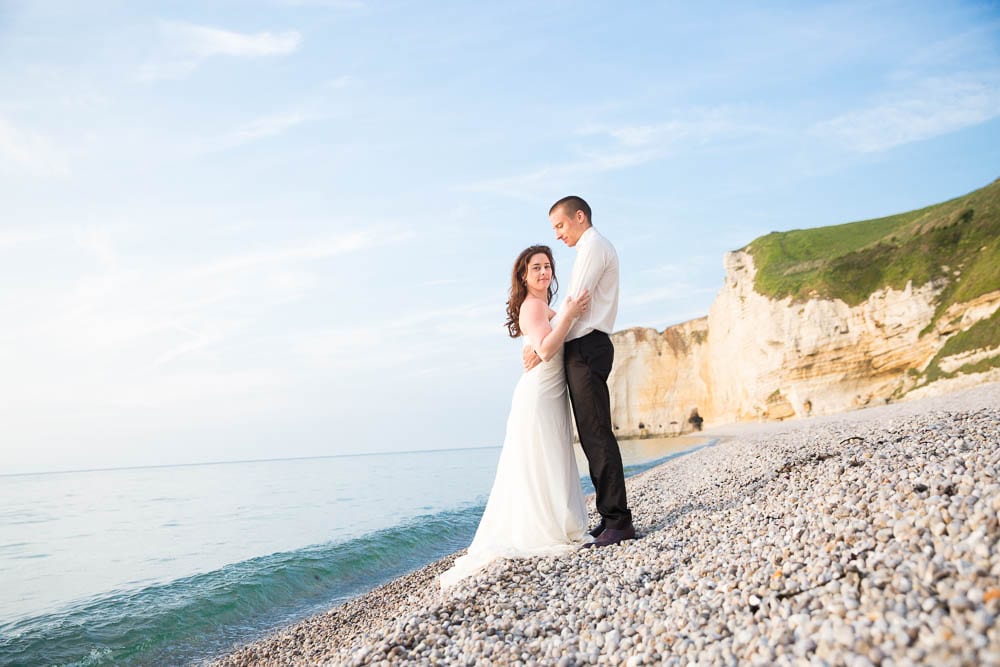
[608,251,1000,438]
[606,319,711,438]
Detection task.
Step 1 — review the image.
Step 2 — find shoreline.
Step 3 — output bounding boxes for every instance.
[211,381,1000,665]
[207,438,711,666]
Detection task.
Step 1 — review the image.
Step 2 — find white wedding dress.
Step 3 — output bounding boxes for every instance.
[440,326,589,588]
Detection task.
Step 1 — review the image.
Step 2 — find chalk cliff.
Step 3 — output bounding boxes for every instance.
[608,251,1000,438]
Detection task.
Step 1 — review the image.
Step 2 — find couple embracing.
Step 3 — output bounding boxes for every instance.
[440,196,635,588]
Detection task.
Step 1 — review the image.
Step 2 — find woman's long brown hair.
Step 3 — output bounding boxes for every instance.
[505,245,558,338]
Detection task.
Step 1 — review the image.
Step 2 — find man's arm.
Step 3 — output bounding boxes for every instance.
[570,236,607,297]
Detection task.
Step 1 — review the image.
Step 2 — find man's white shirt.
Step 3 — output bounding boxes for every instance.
[565,226,619,342]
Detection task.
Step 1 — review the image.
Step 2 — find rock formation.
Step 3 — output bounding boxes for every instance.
[609,251,1000,438]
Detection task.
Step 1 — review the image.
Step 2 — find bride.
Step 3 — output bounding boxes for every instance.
[440,244,592,588]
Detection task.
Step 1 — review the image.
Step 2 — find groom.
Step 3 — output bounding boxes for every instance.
[524,195,635,547]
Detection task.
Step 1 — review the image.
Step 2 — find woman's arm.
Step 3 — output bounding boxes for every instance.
[519,291,589,362]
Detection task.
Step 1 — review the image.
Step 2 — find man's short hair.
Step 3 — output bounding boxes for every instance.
[549,195,592,224]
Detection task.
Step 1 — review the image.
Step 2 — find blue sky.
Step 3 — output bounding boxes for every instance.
[2,1,998,474]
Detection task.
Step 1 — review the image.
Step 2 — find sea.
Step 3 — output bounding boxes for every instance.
[0,438,711,666]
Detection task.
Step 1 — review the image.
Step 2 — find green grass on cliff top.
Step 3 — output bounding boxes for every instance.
[923,307,1000,384]
[745,178,1000,319]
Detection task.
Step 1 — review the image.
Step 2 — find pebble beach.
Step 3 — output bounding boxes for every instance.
[212,381,1000,666]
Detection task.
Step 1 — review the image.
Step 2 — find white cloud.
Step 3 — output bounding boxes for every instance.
[164,21,302,57]
[581,110,768,148]
[812,75,1000,153]
[579,112,761,150]
[185,228,412,279]
[463,109,767,199]
[458,146,671,199]
[138,21,302,82]
[295,302,500,371]
[208,110,312,151]
[151,327,229,369]
[0,225,412,391]
[0,219,428,470]
[899,23,1000,73]
[0,116,70,177]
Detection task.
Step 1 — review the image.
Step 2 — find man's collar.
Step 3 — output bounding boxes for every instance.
[577,226,596,247]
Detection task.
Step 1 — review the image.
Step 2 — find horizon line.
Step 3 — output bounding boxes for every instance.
[0,444,504,479]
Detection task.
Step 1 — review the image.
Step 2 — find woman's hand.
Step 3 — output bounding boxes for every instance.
[564,288,591,319]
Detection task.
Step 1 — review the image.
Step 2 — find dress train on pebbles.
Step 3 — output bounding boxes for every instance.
[440,342,589,588]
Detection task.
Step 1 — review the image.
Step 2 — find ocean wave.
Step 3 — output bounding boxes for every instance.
[0,503,485,667]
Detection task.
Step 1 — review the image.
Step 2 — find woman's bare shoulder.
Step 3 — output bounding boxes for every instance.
[520,296,547,316]
[519,297,549,332]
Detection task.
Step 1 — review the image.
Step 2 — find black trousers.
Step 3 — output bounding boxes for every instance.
[564,330,632,529]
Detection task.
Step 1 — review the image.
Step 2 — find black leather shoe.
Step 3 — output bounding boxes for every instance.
[583,522,636,548]
[588,520,606,538]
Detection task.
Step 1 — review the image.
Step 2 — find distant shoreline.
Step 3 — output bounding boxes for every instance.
[0,443,507,479]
